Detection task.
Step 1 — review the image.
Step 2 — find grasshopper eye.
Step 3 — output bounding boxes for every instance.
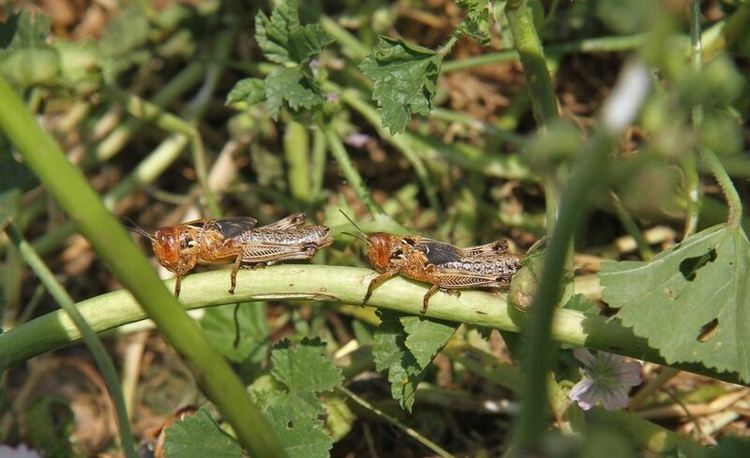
[187,240,198,248]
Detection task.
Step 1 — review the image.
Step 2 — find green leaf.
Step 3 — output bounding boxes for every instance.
[271,337,343,395]
[600,225,750,382]
[0,11,51,50]
[162,408,243,458]
[250,339,342,458]
[255,0,332,65]
[226,78,266,107]
[402,315,459,369]
[200,303,270,364]
[360,36,441,134]
[563,294,599,315]
[456,0,492,46]
[264,67,323,119]
[263,401,333,458]
[372,311,457,411]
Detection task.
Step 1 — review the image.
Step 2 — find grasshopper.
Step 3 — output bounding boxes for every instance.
[341,211,522,313]
[128,213,332,296]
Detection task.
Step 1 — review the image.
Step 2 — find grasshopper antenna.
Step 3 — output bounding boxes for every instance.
[122,217,155,242]
[338,209,370,241]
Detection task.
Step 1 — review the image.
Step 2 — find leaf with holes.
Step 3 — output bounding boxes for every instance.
[600,225,750,382]
[248,338,343,458]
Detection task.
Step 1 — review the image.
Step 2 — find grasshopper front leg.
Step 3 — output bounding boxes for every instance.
[362,267,400,307]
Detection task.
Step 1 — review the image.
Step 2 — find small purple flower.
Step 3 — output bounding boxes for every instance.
[326,92,339,102]
[568,349,642,411]
[344,133,372,148]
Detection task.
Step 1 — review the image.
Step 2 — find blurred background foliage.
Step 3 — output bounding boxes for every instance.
[1,0,750,456]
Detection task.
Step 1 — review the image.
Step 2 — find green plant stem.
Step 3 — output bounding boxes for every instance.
[504,0,558,124]
[32,133,190,256]
[0,78,285,457]
[338,386,454,458]
[310,127,327,201]
[511,130,613,453]
[4,223,137,458]
[284,121,311,203]
[320,16,370,60]
[322,123,384,216]
[105,87,221,217]
[684,0,702,238]
[609,192,654,261]
[442,34,646,73]
[338,89,442,212]
[585,409,704,456]
[0,266,741,385]
[699,148,742,229]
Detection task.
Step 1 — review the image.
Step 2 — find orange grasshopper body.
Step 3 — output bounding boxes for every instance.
[129,213,332,296]
[342,212,522,313]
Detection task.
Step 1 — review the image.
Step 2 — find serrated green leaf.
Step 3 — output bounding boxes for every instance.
[600,225,750,382]
[271,337,343,395]
[401,315,458,369]
[456,0,492,46]
[360,36,441,134]
[563,293,600,315]
[200,302,269,363]
[0,11,50,50]
[226,78,266,106]
[372,310,429,411]
[263,401,333,458]
[255,0,332,65]
[162,408,243,458]
[264,67,323,118]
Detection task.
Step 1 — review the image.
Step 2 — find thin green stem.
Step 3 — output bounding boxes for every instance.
[683,0,702,238]
[4,223,137,458]
[511,130,613,453]
[338,386,454,458]
[437,35,459,59]
[699,148,742,229]
[338,89,443,213]
[609,192,654,261]
[320,16,370,60]
[0,266,740,385]
[442,34,646,73]
[0,77,285,457]
[322,123,384,216]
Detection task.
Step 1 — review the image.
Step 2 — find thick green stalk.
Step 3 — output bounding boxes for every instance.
[504,0,558,124]
[0,78,285,457]
[0,266,740,385]
[283,121,311,203]
[4,223,137,458]
[322,123,384,216]
[511,130,614,452]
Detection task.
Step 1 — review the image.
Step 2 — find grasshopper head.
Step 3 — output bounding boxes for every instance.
[152,226,199,274]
